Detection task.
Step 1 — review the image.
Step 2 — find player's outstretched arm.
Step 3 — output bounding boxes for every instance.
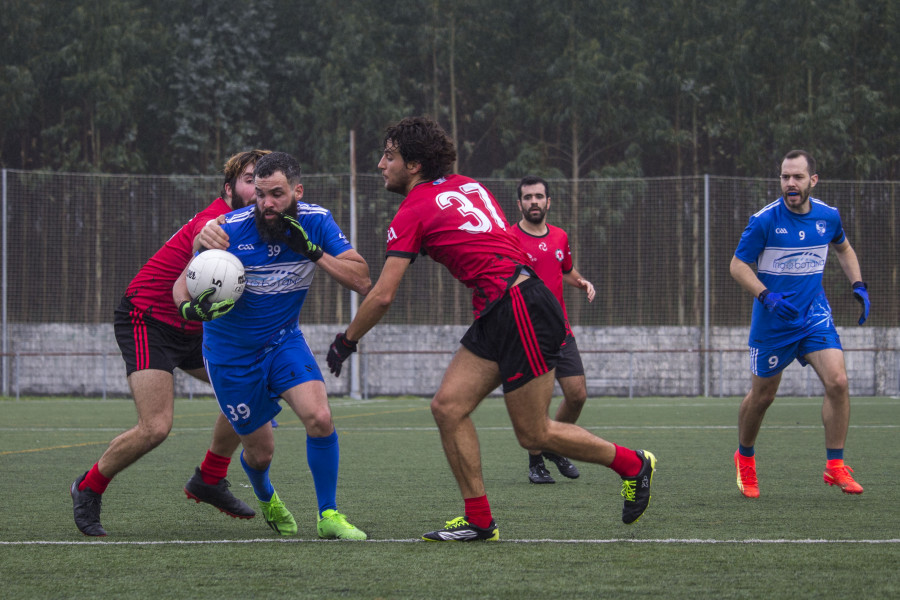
[327,256,410,376]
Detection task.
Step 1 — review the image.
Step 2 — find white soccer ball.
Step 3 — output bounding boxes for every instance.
[185,249,246,303]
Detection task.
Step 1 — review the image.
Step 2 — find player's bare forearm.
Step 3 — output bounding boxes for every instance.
[833,239,863,284]
[730,255,766,298]
[172,265,191,306]
[344,256,409,342]
[564,269,595,302]
[317,249,371,295]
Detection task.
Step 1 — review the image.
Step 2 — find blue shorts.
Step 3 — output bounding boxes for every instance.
[749,327,842,378]
[205,332,323,435]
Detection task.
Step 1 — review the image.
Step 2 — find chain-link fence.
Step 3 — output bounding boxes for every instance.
[2,169,897,397]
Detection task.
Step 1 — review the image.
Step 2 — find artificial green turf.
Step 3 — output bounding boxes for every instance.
[1,395,897,599]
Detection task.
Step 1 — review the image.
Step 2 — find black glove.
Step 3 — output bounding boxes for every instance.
[327,332,358,377]
[758,289,800,321]
[179,287,236,321]
[282,214,323,261]
[852,281,869,325]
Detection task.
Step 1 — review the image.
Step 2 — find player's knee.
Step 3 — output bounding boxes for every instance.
[141,421,172,449]
[567,393,587,412]
[823,371,849,396]
[243,446,273,469]
[303,410,334,437]
[429,395,456,424]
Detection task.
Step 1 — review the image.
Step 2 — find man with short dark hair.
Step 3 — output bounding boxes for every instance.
[327,117,657,541]
[513,175,594,484]
[730,149,870,498]
[175,151,371,539]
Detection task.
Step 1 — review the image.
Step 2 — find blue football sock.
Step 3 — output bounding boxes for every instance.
[826,448,844,462]
[240,450,274,503]
[307,430,339,517]
[738,444,755,458]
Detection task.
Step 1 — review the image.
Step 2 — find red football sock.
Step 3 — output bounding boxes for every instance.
[609,445,643,478]
[464,495,493,529]
[200,450,231,485]
[826,458,845,470]
[81,463,112,494]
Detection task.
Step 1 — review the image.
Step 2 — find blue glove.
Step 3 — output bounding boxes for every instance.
[852,281,869,325]
[758,289,800,321]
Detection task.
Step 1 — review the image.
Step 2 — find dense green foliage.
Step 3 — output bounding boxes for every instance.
[2,0,899,179]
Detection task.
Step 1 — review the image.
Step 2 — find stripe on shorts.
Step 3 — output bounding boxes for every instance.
[130,308,150,371]
[510,285,548,376]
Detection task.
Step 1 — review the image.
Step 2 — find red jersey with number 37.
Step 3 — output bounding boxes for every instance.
[385,174,529,317]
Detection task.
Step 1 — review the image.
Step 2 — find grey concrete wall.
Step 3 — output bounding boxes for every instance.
[4,323,898,398]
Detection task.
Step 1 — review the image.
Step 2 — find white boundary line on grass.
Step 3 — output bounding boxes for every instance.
[2,538,899,546]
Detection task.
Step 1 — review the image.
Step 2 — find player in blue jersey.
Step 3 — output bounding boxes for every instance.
[730,149,870,498]
[174,151,372,538]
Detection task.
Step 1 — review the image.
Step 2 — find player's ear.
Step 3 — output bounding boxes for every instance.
[406,161,423,175]
[294,183,304,200]
[809,174,818,188]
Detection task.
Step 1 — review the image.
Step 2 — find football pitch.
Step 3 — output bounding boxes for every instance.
[1,394,897,599]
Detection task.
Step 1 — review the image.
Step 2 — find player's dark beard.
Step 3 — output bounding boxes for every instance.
[255,201,299,244]
[522,206,547,224]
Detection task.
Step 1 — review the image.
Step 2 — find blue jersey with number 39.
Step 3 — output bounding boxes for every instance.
[202,202,352,364]
[734,197,846,347]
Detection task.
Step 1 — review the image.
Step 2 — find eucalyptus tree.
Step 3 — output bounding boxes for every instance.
[169,0,275,174]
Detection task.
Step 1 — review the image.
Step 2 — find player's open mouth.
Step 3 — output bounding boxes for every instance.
[787,192,799,196]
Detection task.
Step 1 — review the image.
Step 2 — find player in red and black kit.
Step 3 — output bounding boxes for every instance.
[512,175,596,484]
[326,117,657,541]
[70,150,269,536]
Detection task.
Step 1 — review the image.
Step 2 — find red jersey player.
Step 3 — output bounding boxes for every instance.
[326,116,657,541]
[70,150,269,536]
[512,175,595,484]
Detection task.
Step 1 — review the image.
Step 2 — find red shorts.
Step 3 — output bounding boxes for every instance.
[461,277,566,392]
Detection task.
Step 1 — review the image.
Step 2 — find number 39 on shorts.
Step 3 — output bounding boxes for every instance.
[225,403,251,422]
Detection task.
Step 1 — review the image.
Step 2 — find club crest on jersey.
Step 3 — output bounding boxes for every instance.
[555,249,564,262]
[816,220,826,236]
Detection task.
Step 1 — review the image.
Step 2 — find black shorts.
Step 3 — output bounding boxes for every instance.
[556,333,585,379]
[461,277,566,393]
[114,297,204,376]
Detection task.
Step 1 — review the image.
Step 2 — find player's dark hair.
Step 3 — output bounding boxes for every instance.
[783,149,817,176]
[384,116,457,181]
[254,151,302,185]
[517,175,550,200]
[222,149,270,197]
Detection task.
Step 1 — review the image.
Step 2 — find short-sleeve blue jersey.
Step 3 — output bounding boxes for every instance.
[202,201,353,364]
[734,196,846,347]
